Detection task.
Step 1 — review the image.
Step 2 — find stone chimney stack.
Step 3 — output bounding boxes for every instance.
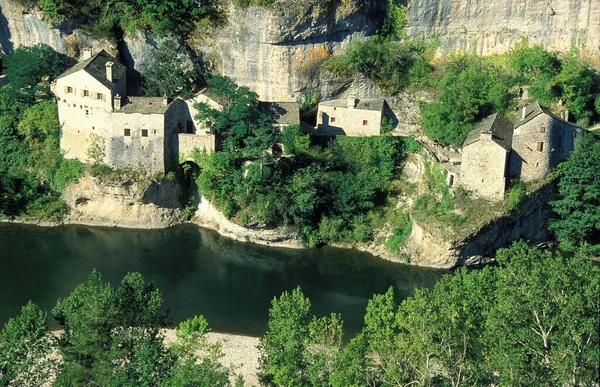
[114,94,121,111]
[82,48,92,60]
[105,62,113,83]
[347,97,358,109]
[521,106,527,120]
[162,97,172,106]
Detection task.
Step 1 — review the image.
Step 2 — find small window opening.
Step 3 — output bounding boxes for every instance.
[331,117,336,123]
[83,90,89,97]
[66,86,73,93]
[124,128,131,137]
[96,93,104,101]
[141,129,148,137]
[537,142,544,152]
[186,120,194,134]
[363,120,368,126]
[539,126,546,133]
[85,109,89,117]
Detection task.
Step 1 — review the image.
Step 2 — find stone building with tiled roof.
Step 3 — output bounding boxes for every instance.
[52,49,300,173]
[459,103,582,200]
[314,97,388,136]
[51,50,224,173]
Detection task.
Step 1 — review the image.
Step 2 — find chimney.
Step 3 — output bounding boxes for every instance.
[82,48,92,61]
[114,94,121,111]
[347,97,358,109]
[105,62,113,83]
[162,97,172,106]
[521,106,527,120]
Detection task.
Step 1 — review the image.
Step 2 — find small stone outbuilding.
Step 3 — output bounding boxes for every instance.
[460,114,514,200]
[314,97,387,136]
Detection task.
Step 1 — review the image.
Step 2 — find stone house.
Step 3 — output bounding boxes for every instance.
[52,50,222,174]
[460,114,514,201]
[510,102,581,182]
[314,97,388,136]
[459,102,582,200]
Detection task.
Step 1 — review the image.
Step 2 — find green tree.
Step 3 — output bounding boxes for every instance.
[485,242,600,386]
[2,44,68,102]
[194,75,276,156]
[0,301,58,386]
[142,38,196,99]
[550,134,600,253]
[53,269,118,385]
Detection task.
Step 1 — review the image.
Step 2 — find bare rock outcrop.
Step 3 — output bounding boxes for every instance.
[63,174,185,228]
[192,196,303,249]
[407,0,600,57]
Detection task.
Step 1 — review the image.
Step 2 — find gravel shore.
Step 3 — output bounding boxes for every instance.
[163,329,261,386]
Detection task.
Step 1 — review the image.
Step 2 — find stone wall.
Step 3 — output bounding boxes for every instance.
[460,135,508,200]
[177,133,216,161]
[406,0,600,58]
[315,104,382,136]
[108,111,167,174]
[510,114,578,182]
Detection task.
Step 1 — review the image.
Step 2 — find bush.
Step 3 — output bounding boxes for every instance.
[51,158,85,192]
[386,213,412,254]
[506,180,526,211]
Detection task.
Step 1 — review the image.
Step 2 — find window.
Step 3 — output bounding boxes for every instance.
[124,129,131,137]
[85,109,89,117]
[65,86,73,93]
[83,90,89,97]
[96,93,104,101]
[537,142,544,152]
[141,129,148,137]
[363,120,368,126]
[331,117,336,123]
[539,126,546,133]
[186,120,194,134]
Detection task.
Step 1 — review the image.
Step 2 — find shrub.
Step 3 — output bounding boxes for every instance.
[51,158,85,192]
[506,180,526,211]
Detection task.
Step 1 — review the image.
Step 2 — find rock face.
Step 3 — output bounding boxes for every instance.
[192,196,303,249]
[63,174,186,228]
[204,0,384,101]
[406,0,600,57]
[408,182,555,268]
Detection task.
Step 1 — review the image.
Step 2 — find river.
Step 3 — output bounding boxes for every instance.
[0,223,446,337]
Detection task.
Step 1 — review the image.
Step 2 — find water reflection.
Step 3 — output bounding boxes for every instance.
[0,224,447,337]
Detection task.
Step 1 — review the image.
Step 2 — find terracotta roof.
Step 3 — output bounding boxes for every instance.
[464,113,514,151]
[119,97,173,114]
[259,101,300,125]
[319,97,385,112]
[57,50,126,89]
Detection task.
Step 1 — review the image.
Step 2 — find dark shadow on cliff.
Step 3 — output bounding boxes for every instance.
[0,4,13,54]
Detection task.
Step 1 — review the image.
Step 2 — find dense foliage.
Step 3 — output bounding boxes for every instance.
[322,38,433,94]
[194,76,416,246]
[0,44,83,220]
[142,38,198,99]
[20,0,225,40]
[550,133,600,254]
[0,270,238,386]
[259,242,600,386]
[421,44,600,145]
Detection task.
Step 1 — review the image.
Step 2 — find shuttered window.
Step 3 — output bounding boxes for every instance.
[537,142,544,152]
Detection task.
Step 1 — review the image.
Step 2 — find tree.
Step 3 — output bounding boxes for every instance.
[0,301,59,386]
[142,38,196,99]
[53,269,118,385]
[484,242,600,386]
[550,134,600,253]
[194,75,276,156]
[2,44,69,102]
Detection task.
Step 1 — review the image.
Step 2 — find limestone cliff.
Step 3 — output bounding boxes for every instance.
[406,0,600,57]
[407,182,555,269]
[63,174,186,228]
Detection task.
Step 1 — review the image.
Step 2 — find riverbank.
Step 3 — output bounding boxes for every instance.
[163,330,261,387]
